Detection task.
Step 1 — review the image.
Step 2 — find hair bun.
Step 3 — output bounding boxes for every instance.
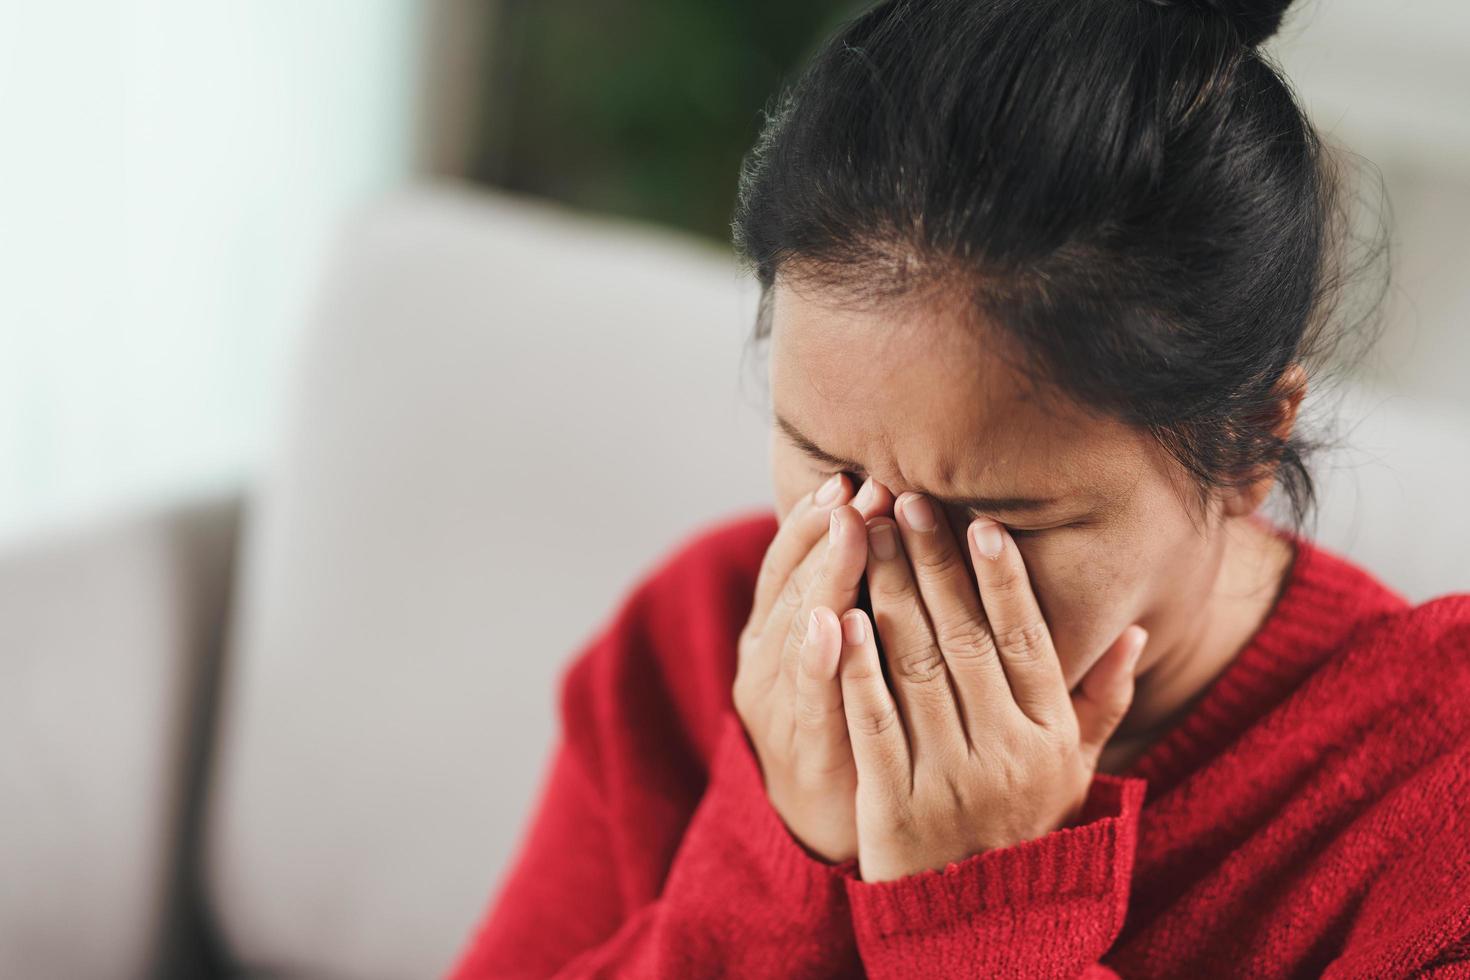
[1143,0,1293,47]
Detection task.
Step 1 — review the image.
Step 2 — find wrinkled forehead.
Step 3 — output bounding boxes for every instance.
[767,278,1143,500]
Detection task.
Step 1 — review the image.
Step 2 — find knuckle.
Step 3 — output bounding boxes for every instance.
[892,643,948,686]
[883,605,948,685]
[810,549,839,591]
[868,572,913,605]
[932,615,995,661]
[795,692,840,734]
[853,702,901,739]
[800,752,851,786]
[753,556,779,603]
[756,541,780,581]
[842,654,884,684]
[911,543,965,578]
[986,563,1028,601]
[992,619,1050,665]
[798,541,828,581]
[793,762,831,793]
[777,568,805,610]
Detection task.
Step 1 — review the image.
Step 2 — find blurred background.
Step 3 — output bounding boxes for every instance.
[2,2,1467,978]
[3,0,1469,544]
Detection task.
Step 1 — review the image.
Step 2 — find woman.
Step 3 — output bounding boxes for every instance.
[449,0,1470,976]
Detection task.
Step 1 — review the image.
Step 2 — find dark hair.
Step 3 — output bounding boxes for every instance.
[732,0,1390,536]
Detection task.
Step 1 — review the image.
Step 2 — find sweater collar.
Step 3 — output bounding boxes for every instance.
[1119,519,1409,797]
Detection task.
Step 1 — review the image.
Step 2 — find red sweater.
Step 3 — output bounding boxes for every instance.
[447,510,1470,979]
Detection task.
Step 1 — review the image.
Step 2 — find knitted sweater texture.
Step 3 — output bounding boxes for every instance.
[448,511,1470,978]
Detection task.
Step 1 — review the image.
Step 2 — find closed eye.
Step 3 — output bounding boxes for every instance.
[810,469,1070,539]
[964,509,1081,538]
[974,516,1045,538]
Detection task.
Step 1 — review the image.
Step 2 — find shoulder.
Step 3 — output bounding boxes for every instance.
[1335,588,1470,688]
[1283,532,1469,686]
[1371,591,1470,645]
[1314,592,1470,974]
[1237,534,1470,792]
[558,508,778,758]
[1295,580,1470,830]
[1291,531,1470,730]
[1338,590,1470,718]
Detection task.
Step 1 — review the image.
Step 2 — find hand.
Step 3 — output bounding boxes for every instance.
[732,473,896,863]
[834,491,1148,882]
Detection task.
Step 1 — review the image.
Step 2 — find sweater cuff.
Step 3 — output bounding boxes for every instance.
[702,710,863,888]
[843,773,1147,978]
[656,710,862,975]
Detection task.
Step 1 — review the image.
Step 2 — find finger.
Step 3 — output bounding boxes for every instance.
[967,517,1071,728]
[792,606,851,777]
[1073,625,1147,772]
[862,516,970,761]
[779,503,871,690]
[836,607,911,795]
[893,492,1014,737]
[758,474,899,644]
[747,472,853,641]
[761,471,900,661]
[780,474,901,607]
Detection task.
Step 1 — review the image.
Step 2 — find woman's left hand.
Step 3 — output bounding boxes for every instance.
[837,491,1148,883]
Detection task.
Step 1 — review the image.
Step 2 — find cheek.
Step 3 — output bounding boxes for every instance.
[1015,529,1154,686]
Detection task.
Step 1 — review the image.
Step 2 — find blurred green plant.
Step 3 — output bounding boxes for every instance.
[473,0,864,245]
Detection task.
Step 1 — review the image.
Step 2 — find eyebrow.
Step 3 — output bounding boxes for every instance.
[774,412,1064,514]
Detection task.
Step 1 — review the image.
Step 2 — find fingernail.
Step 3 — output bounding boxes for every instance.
[868,522,897,560]
[853,477,876,510]
[814,473,843,506]
[808,608,822,639]
[841,611,866,645]
[971,519,1004,559]
[900,493,935,532]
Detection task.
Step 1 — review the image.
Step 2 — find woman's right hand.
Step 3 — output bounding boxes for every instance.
[732,472,895,864]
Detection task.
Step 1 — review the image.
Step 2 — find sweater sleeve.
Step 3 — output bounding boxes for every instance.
[445,619,864,978]
[1319,739,1470,979]
[841,772,1148,979]
[1414,937,1470,978]
[1318,609,1470,979]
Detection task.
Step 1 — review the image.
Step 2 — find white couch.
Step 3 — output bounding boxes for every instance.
[2,181,1466,979]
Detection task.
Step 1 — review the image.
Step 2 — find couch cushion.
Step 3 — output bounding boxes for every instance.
[0,494,238,980]
[202,183,771,978]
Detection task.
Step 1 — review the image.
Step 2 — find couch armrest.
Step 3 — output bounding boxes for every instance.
[0,491,242,980]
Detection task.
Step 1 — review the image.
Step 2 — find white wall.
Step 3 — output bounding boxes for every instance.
[1271,0,1470,404]
[0,1,421,545]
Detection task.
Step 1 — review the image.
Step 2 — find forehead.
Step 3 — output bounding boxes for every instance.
[768,279,1147,499]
